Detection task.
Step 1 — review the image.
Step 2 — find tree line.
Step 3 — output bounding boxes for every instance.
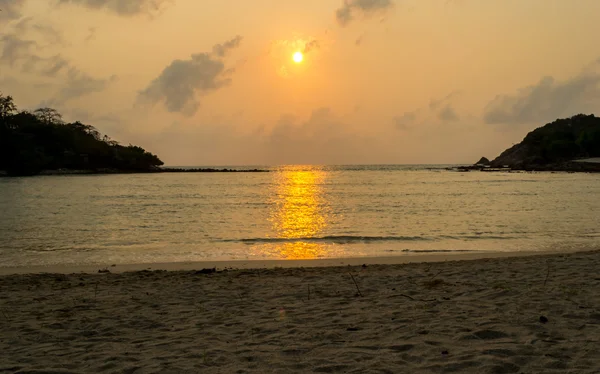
[491,113,600,168]
[0,93,163,176]
[521,114,600,163]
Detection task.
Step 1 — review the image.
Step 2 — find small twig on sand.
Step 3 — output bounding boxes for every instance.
[349,272,363,297]
[431,270,445,280]
[544,260,551,288]
[1,309,9,322]
[394,294,437,302]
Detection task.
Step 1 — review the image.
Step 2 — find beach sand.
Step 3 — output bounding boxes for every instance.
[1,250,600,373]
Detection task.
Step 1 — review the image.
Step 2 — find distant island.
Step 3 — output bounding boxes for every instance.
[464,114,600,172]
[0,93,267,176]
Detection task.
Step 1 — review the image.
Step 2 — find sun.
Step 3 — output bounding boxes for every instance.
[292,51,304,63]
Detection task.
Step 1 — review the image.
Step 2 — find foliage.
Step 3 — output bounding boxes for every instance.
[0,93,163,176]
[492,114,600,167]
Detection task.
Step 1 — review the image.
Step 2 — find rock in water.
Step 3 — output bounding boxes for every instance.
[475,157,491,166]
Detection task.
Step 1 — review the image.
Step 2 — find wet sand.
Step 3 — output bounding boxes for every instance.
[1,250,600,373]
[0,250,557,276]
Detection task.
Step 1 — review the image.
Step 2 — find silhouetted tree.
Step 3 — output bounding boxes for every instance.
[0,93,164,176]
[34,107,64,125]
[0,94,17,119]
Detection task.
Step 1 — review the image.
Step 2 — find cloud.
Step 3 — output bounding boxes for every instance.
[63,108,123,129]
[429,91,461,122]
[85,27,97,43]
[0,34,37,66]
[429,91,460,111]
[437,105,459,122]
[133,108,388,165]
[36,69,117,108]
[56,0,172,16]
[355,33,365,46]
[0,0,26,22]
[1,19,67,75]
[392,91,465,133]
[1,33,71,78]
[13,17,65,46]
[55,68,118,104]
[139,36,242,116]
[336,0,394,27]
[268,36,328,78]
[0,30,115,106]
[393,111,416,130]
[23,54,70,77]
[212,35,243,57]
[264,108,377,164]
[302,39,320,54]
[483,62,600,125]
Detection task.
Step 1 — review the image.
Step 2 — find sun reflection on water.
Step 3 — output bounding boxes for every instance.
[266,167,331,259]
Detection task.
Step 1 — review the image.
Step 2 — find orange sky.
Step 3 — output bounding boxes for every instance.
[2,0,600,165]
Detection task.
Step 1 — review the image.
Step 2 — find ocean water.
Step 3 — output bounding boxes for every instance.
[0,165,599,267]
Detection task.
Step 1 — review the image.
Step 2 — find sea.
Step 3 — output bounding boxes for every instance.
[1,165,599,267]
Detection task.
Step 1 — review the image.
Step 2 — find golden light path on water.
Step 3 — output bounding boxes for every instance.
[265,167,331,259]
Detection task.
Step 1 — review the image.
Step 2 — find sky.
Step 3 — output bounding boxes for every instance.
[1,0,600,165]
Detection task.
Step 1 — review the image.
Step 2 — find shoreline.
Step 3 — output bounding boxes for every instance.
[3,164,600,177]
[0,249,582,275]
[0,167,270,177]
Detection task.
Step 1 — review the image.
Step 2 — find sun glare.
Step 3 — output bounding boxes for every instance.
[292,51,304,63]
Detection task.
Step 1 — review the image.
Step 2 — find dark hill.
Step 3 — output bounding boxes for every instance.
[0,94,163,176]
[491,114,600,170]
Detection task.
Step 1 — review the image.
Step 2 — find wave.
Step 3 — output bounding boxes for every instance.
[218,234,519,244]
[440,235,520,240]
[393,249,474,253]
[220,235,432,244]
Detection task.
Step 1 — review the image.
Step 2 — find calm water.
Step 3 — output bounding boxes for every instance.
[1,165,599,267]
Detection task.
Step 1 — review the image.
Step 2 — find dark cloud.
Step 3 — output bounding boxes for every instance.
[0,0,26,22]
[212,35,243,57]
[23,54,70,77]
[483,64,600,125]
[139,36,243,116]
[85,27,97,43]
[302,39,320,54]
[13,17,65,45]
[1,18,67,74]
[336,0,394,27]
[56,0,172,16]
[437,105,459,122]
[0,32,71,77]
[56,68,117,104]
[1,30,115,105]
[0,34,36,66]
[36,69,117,108]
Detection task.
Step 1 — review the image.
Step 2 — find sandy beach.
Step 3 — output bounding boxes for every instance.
[2,250,600,373]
